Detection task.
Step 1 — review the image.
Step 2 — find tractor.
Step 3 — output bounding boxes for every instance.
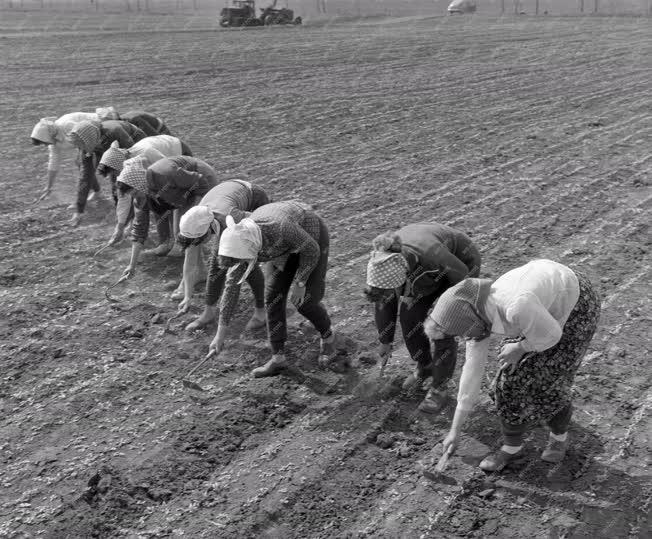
[219,0,302,27]
[447,0,477,14]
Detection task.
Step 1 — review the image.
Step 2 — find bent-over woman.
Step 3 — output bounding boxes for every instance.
[176,179,270,330]
[119,156,218,292]
[425,259,600,471]
[68,119,148,226]
[99,135,193,244]
[31,111,99,203]
[365,223,481,413]
[214,201,336,378]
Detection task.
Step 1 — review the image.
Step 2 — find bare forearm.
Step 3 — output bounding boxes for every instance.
[46,169,57,189]
[450,408,470,434]
[129,242,143,269]
[182,245,200,302]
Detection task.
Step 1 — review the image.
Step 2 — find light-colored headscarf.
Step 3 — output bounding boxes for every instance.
[95,106,120,121]
[179,205,218,239]
[428,278,493,339]
[68,120,101,154]
[218,215,263,284]
[366,250,408,289]
[116,155,149,193]
[99,140,129,172]
[31,117,58,144]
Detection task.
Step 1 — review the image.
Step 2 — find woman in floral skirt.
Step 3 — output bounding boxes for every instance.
[424,259,601,471]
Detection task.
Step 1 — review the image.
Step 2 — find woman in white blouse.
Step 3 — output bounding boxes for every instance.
[31,111,100,202]
[424,259,600,472]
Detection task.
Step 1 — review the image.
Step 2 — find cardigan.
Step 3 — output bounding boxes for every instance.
[456,260,581,412]
[130,157,218,244]
[146,157,218,208]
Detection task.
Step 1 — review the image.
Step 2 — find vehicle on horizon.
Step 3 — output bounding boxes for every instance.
[219,0,302,27]
[447,0,477,14]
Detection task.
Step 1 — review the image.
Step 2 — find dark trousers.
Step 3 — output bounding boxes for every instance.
[399,293,457,389]
[77,153,101,213]
[180,141,193,156]
[205,253,265,309]
[265,219,331,354]
[501,404,573,446]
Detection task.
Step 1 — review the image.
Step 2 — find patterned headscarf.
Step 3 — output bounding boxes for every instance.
[179,205,218,239]
[68,120,101,154]
[428,278,493,339]
[31,117,58,144]
[218,215,263,284]
[366,250,408,289]
[116,155,149,193]
[99,140,129,172]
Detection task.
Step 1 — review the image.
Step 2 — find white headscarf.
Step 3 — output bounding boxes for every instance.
[179,205,218,239]
[95,106,120,121]
[31,117,58,144]
[218,215,262,284]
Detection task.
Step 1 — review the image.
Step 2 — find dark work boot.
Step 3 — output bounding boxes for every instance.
[402,363,432,391]
[417,385,450,414]
[251,354,288,378]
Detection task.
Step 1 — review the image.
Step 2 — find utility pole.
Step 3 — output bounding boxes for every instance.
[501,0,505,15]
[535,0,539,15]
[579,0,584,13]
[594,0,598,13]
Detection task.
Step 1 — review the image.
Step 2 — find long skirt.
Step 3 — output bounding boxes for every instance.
[490,271,601,426]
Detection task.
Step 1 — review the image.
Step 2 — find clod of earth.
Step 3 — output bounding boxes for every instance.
[375,433,395,449]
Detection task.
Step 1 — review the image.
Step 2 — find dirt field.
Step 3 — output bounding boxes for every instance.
[1,11,651,539]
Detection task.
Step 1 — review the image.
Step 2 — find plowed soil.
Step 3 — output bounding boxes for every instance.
[1,12,650,539]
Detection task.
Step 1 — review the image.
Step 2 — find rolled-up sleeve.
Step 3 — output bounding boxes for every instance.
[507,293,563,352]
[219,262,246,326]
[456,337,491,412]
[374,294,399,345]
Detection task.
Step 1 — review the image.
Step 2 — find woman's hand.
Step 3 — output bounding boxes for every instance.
[290,282,306,306]
[122,265,136,279]
[109,224,125,245]
[178,298,191,314]
[209,324,227,354]
[35,187,51,204]
[442,430,460,456]
[498,341,525,374]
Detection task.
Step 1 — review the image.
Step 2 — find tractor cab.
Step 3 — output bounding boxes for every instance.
[219,0,260,26]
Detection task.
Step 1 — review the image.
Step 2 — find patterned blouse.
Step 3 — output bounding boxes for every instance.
[219,201,323,325]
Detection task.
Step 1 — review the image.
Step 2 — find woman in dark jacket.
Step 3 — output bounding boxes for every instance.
[118,157,219,294]
[365,222,481,413]
[176,180,271,330]
[68,118,147,226]
[118,110,171,137]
